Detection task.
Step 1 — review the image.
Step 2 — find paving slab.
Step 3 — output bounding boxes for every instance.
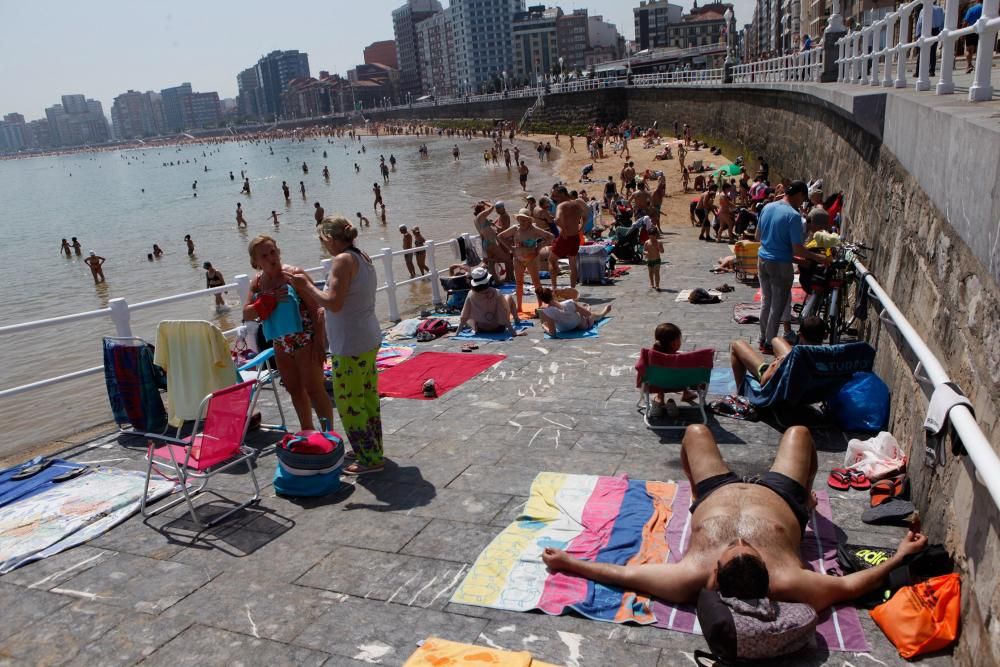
[400,518,502,563]
[140,625,330,667]
[0,600,127,665]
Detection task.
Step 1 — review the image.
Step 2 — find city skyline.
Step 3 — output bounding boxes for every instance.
[1,0,754,120]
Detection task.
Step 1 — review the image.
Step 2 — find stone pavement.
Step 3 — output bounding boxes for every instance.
[0,221,954,667]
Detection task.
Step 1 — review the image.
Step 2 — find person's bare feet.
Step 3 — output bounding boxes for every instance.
[596,304,612,318]
[807,491,818,512]
[542,547,573,572]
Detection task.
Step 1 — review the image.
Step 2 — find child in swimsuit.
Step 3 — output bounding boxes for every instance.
[644,228,664,290]
[497,208,553,313]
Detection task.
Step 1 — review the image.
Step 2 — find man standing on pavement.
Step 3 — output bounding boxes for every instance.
[549,185,587,290]
[755,181,830,354]
[915,1,945,77]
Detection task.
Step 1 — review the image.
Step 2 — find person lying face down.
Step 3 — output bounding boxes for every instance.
[543,424,927,614]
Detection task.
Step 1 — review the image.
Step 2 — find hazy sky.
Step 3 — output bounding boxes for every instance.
[1,0,754,120]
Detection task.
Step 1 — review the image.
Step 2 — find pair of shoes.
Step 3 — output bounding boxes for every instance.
[422,379,437,398]
[461,343,479,352]
[342,461,385,476]
[828,468,871,490]
[649,400,666,418]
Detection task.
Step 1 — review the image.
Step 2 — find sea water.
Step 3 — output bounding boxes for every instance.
[0,134,557,453]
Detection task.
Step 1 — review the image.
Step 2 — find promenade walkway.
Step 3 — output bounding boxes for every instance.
[0,224,953,666]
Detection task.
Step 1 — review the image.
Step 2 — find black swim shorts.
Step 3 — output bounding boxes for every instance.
[689,471,811,532]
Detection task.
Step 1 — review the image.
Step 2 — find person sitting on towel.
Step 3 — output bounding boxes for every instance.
[543,424,928,612]
[729,315,828,392]
[455,267,524,338]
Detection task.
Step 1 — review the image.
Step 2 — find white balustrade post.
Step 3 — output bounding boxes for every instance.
[896,8,912,87]
[379,247,401,321]
[108,298,133,337]
[235,274,251,306]
[937,0,960,94]
[320,258,333,278]
[870,22,883,86]
[916,0,934,91]
[968,0,998,101]
[425,240,442,305]
[882,14,897,87]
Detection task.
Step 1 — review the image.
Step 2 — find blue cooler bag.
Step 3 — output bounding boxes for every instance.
[273,430,345,497]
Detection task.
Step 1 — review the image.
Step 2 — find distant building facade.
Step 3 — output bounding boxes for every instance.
[633,0,683,50]
[415,10,457,97]
[181,92,222,129]
[393,0,444,99]
[449,0,525,94]
[364,40,399,68]
[513,5,561,85]
[159,83,193,132]
[248,50,311,119]
[667,3,732,49]
[237,67,262,118]
[43,95,109,147]
[586,14,626,66]
[556,9,590,73]
[0,113,28,153]
[110,90,165,139]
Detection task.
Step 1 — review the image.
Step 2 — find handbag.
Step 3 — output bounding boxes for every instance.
[870,573,960,659]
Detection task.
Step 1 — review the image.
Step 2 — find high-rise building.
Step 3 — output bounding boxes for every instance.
[449,0,525,94]
[160,83,193,133]
[0,113,27,153]
[556,9,591,74]
[393,0,444,99]
[586,15,626,66]
[181,92,222,129]
[237,68,262,118]
[110,90,165,139]
[252,50,311,118]
[633,0,683,50]
[364,40,399,68]
[43,96,109,147]
[667,3,732,49]
[512,6,561,85]
[416,9,457,97]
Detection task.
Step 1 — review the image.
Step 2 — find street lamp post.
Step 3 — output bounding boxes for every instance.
[723,7,735,83]
[558,57,564,83]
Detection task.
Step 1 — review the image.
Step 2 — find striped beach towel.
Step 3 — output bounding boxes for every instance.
[452,473,869,653]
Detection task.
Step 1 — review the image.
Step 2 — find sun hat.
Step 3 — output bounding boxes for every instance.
[515,208,535,224]
[470,267,492,287]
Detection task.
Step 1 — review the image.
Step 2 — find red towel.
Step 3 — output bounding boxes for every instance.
[377,351,506,400]
[754,285,806,305]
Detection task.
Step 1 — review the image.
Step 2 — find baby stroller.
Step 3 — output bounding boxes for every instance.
[613,200,634,227]
[612,222,644,264]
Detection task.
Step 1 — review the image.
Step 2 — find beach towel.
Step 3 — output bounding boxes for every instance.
[0,464,174,574]
[452,473,869,653]
[376,344,415,370]
[378,351,506,400]
[103,338,168,432]
[733,302,761,324]
[675,289,723,303]
[403,637,560,667]
[154,320,239,426]
[755,285,807,305]
[543,317,611,339]
[708,368,738,396]
[456,322,534,343]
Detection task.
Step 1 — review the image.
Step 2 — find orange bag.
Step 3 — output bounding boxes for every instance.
[870,573,960,659]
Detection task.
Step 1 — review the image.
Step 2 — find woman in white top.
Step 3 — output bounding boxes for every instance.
[535,287,612,337]
[287,217,384,475]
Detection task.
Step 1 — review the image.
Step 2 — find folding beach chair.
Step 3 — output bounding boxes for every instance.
[234,331,288,433]
[635,348,715,430]
[141,379,261,527]
[103,337,168,434]
[740,342,876,409]
[734,241,760,283]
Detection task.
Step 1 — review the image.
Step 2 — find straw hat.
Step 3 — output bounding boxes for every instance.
[515,208,535,224]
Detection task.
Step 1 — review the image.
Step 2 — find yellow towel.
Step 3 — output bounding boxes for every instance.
[154,320,238,426]
[403,637,560,667]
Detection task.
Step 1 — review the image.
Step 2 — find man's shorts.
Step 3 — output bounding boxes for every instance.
[551,233,581,258]
[695,208,709,228]
[689,471,811,532]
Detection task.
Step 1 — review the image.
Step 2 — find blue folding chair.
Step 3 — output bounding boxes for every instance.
[740,342,876,409]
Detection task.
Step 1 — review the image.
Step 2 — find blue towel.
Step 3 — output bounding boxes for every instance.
[544,317,612,339]
[456,322,533,342]
[0,458,87,509]
[740,342,877,408]
[708,368,738,396]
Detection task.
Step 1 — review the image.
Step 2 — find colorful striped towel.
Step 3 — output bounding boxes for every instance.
[452,473,869,653]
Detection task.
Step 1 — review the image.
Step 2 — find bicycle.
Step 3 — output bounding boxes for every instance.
[795,241,871,344]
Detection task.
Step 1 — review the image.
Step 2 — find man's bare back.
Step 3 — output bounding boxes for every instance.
[555,197,586,237]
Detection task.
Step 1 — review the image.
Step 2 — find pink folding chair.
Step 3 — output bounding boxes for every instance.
[635,348,715,430]
[141,379,261,527]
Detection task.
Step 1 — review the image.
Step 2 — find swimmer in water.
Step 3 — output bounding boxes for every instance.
[236,203,247,227]
[153,244,163,258]
[61,238,71,257]
[356,212,370,227]
[184,235,195,255]
[85,251,106,283]
[71,237,82,256]
[271,211,281,226]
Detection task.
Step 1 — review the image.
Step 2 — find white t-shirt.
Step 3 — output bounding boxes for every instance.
[542,299,583,333]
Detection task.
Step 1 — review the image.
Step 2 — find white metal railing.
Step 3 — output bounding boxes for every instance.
[854,257,1000,513]
[732,47,824,82]
[0,233,479,400]
[837,0,999,100]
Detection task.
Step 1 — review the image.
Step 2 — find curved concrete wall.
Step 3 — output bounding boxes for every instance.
[376,85,1000,664]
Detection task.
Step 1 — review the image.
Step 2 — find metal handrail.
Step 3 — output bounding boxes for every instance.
[854,257,1000,512]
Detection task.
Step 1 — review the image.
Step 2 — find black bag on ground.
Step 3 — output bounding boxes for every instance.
[441,274,472,292]
[695,589,817,664]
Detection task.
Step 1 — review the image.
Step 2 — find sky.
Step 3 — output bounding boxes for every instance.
[1,0,755,120]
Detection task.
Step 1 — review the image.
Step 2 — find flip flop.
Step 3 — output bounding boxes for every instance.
[827,468,851,491]
[52,467,90,483]
[870,475,907,507]
[862,498,916,526]
[10,459,54,481]
[342,462,385,476]
[849,470,871,490]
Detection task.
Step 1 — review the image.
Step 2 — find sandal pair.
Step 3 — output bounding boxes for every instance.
[870,474,908,507]
[828,468,870,491]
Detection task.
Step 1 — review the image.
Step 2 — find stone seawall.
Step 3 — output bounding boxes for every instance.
[387,84,1000,664]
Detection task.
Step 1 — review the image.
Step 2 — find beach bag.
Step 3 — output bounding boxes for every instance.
[440,275,471,292]
[844,432,905,481]
[870,573,960,659]
[829,371,890,432]
[576,244,608,285]
[416,318,449,342]
[273,430,345,497]
[695,590,817,664]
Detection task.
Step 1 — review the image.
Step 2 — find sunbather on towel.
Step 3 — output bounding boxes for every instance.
[729,315,826,391]
[536,287,611,337]
[543,424,928,612]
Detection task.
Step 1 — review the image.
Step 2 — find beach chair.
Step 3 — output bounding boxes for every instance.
[740,342,876,410]
[635,348,715,430]
[141,379,261,527]
[734,241,760,283]
[234,330,288,433]
[102,337,168,434]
